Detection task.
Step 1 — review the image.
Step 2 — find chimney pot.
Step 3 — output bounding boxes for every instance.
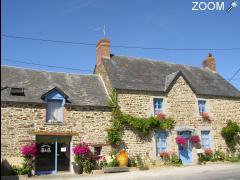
[203,53,216,72]
[96,38,110,66]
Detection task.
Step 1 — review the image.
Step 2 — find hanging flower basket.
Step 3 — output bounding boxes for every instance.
[175,136,187,145]
[201,112,211,121]
[156,112,166,120]
[190,135,200,145]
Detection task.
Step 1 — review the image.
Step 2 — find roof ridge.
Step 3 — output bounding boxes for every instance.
[1,65,96,77]
[111,54,204,70]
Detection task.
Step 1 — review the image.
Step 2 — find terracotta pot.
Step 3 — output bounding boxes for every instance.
[117,150,128,167]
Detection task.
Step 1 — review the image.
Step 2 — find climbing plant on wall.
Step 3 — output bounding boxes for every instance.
[221,121,240,151]
[106,89,175,146]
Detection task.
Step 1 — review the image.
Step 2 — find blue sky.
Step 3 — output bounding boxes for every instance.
[1,0,240,89]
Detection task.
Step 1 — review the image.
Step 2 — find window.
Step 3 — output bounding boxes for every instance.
[47,100,63,122]
[94,147,102,156]
[10,87,25,96]
[156,131,168,156]
[153,98,163,115]
[198,100,206,114]
[201,130,211,149]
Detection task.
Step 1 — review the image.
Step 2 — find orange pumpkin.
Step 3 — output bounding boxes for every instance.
[117,149,128,167]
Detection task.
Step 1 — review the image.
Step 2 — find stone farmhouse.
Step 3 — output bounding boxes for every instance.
[1,38,240,174]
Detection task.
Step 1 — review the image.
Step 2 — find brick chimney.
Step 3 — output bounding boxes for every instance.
[96,38,110,66]
[202,53,216,72]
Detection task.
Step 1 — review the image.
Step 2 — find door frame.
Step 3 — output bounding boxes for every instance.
[35,136,72,175]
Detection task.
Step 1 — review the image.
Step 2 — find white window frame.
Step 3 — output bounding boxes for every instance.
[151,96,166,116]
[197,98,209,115]
[46,100,64,123]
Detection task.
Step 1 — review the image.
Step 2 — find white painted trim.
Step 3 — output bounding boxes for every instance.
[70,139,73,173]
[197,98,210,116]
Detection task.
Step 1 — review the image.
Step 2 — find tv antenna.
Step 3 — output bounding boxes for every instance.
[93,24,107,37]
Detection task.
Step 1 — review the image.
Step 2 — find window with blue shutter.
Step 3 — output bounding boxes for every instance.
[156,131,168,156]
[153,98,163,115]
[201,130,211,149]
[198,100,206,114]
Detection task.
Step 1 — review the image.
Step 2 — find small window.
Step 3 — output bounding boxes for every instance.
[198,100,206,114]
[94,147,102,156]
[201,130,211,149]
[156,131,168,156]
[10,88,25,96]
[153,98,163,115]
[47,100,63,122]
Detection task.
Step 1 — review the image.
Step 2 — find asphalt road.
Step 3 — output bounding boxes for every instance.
[33,163,240,180]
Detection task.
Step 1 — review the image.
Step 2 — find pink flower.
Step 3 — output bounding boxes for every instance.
[159,151,170,159]
[201,112,211,121]
[190,135,200,144]
[175,136,187,145]
[21,143,36,158]
[157,112,166,120]
[73,142,90,156]
[204,148,213,156]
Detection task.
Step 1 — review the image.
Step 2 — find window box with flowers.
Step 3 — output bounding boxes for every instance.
[201,112,211,121]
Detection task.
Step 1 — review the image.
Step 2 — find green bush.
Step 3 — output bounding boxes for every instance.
[83,159,94,174]
[136,155,149,170]
[212,150,225,162]
[221,121,240,151]
[169,154,182,166]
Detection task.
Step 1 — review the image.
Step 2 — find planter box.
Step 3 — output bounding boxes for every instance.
[1,175,28,180]
[103,167,130,173]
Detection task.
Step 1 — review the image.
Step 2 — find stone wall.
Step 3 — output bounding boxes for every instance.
[1,102,112,165]
[117,76,240,162]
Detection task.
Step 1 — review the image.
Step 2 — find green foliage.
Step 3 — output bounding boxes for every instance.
[128,157,137,167]
[212,150,225,162]
[225,153,240,162]
[83,159,94,174]
[107,89,175,146]
[169,154,182,166]
[106,159,118,167]
[136,155,149,170]
[221,121,240,151]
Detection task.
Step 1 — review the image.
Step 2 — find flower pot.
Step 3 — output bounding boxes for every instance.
[73,163,83,174]
[117,150,128,167]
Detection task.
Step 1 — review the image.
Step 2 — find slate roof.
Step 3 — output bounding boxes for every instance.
[102,55,240,98]
[1,66,109,106]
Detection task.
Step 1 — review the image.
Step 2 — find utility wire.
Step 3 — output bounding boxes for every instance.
[229,68,240,82]
[2,34,240,51]
[2,58,92,72]
[2,57,240,81]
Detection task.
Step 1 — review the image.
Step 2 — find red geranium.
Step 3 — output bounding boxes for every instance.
[175,136,187,145]
[157,112,166,120]
[190,135,200,145]
[159,151,170,160]
[201,112,211,121]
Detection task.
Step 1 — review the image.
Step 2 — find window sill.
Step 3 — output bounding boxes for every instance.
[45,122,64,125]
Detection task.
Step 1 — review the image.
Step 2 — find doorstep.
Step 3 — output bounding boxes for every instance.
[1,175,28,180]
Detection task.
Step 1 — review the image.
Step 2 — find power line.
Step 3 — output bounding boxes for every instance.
[229,68,240,82]
[2,34,240,51]
[2,57,240,81]
[2,58,92,72]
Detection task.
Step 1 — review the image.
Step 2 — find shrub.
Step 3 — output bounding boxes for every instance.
[169,153,182,166]
[212,150,225,161]
[136,155,149,170]
[221,121,240,151]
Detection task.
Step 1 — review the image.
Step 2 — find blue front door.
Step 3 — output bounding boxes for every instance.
[178,131,192,164]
